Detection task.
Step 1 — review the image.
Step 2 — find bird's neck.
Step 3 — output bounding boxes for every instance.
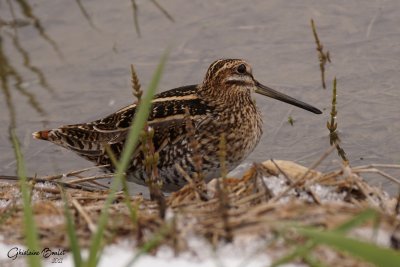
[198,83,255,110]
[198,84,262,134]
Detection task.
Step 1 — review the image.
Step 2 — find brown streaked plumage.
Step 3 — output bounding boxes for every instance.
[33,59,322,192]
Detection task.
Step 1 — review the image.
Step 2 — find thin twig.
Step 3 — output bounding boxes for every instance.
[352,168,400,186]
[70,195,97,233]
[42,164,110,181]
[75,0,99,31]
[270,159,294,184]
[130,0,141,37]
[352,164,400,170]
[0,175,102,192]
[149,0,175,22]
[270,159,321,204]
[253,163,273,201]
[270,145,336,203]
[67,173,115,184]
[174,163,209,201]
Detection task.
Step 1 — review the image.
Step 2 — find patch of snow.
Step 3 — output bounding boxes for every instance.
[262,175,348,203]
[0,199,12,209]
[0,237,304,267]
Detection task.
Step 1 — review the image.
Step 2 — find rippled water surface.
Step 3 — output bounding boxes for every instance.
[1,0,399,194]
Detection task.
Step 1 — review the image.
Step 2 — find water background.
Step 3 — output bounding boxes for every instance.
[1,0,399,194]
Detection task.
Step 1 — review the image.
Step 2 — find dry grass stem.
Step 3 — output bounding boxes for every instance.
[174,163,209,201]
[130,0,173,37]
[149,0,175,22]
[42,164,110,181]
[311,19,331,89]
[131,64,142,101]
[1,150,399,265]
[271,145,336,202]
[0,175,102,191]
[216,133,232,242]
[395,191,400,215]
[130,0,141,37]
[184,107,206,194]
[327,77,348,162]
[352,168,400,186]
[67,173,115,184]
[131,63,165,217]
[270,159,321,204]
[71,196,97,233]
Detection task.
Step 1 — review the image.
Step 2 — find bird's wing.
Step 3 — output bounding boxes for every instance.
[33,85,212,160]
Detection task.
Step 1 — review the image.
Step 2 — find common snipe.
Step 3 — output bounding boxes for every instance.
[33,59,322,191]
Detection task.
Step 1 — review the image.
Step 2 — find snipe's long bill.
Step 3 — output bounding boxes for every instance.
[33,59,322,192]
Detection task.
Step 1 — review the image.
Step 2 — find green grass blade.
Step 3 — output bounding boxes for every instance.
[60,188,82,267]
[117,52,168,171]
[10,129,42,267]
[104,145,138,225]
[270,240,316,267]
[303,254,330,267]
[298,227,400,267]
[334,209,377,233]
[85,51,169,267]
[84,170,120,267]
[125,224,169,267]
[271,209,379,266]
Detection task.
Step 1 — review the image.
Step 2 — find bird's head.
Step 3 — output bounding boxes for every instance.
[201,58,322,114]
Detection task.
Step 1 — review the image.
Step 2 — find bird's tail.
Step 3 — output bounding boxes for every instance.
[32,127,106,157]
[32,130,51,140]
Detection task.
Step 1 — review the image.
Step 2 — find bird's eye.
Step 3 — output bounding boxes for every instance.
[236,64,247,74]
